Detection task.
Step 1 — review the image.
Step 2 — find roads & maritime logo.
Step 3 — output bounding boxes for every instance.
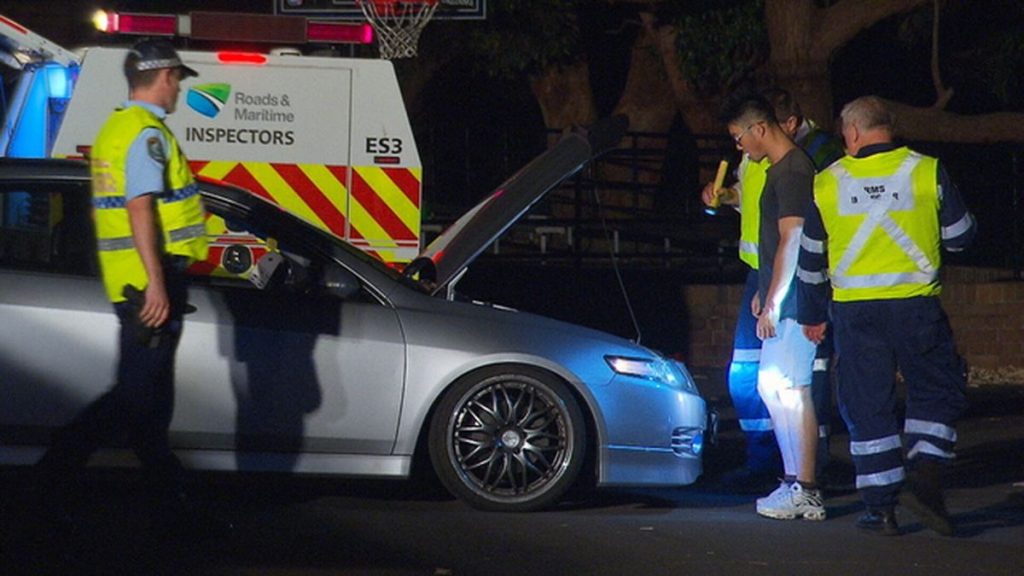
[187,83,231,118]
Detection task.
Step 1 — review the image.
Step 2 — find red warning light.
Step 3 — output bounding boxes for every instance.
[217,52,269,65]
[94,11,178,36]
[307,21,374,44]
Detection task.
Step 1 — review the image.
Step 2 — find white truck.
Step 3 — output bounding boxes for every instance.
[1,11,423,274]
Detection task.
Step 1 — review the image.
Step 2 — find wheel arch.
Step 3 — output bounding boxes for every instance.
[409,361,602,491]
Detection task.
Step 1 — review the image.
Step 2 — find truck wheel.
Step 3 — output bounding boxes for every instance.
[428,366,585,512]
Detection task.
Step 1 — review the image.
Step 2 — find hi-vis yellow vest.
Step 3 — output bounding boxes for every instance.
[91,105,208,303]
[814,147,941,302]
[738,156,769,270]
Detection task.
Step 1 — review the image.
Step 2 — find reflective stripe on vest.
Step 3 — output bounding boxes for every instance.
[814,147,942,302]
[738,156,769,270]
[91,106,208,302]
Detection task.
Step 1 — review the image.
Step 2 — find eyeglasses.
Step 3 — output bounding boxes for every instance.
[732,123,758,146]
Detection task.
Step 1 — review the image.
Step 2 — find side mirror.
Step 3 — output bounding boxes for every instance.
[250,252,290,290]
[321,263,360,299]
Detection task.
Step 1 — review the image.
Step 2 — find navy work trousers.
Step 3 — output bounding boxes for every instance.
[728,269,777,473]
[833,296,968,508]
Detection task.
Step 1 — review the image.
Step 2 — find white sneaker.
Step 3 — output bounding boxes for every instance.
[757,482,826,521]
[756,480,792,510]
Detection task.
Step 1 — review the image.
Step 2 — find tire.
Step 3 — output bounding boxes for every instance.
[428,366,586,512]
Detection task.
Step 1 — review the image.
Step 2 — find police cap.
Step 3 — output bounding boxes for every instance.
[124,39,198,79]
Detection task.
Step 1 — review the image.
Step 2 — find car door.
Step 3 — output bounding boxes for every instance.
[0,172,407,473]
[167,213,407,474]
[0,177,119,462]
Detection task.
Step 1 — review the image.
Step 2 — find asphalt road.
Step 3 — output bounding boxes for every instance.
[2,384,1022,576]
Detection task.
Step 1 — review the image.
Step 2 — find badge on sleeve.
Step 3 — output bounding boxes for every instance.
[146,136,166,164]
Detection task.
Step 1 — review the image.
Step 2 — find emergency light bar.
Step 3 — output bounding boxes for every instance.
[92,10,373,45]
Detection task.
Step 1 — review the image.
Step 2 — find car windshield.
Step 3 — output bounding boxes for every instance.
[199,182,431,293]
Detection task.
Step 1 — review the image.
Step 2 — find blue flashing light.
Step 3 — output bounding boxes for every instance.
[44,63,71,99]
[8,66,48,158]
[7,63,75,159]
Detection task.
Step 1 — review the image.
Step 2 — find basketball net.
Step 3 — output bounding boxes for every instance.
[358,0,440,59]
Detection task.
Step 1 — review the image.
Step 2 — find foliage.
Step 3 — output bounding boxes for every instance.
[463,0,583,79]
[668,0,767,94]
[977,31,1024,109]
[891,0,1024,110]
[959,1,1024,109]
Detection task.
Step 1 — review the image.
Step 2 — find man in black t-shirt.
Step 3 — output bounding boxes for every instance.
[720,92,824,521]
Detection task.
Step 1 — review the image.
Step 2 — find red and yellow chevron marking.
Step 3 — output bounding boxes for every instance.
[190,161,421,265]
[188,213,270,279]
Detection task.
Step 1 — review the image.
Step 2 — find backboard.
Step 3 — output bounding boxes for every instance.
[276,0,487,21]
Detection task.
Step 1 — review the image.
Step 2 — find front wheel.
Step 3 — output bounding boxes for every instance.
[428,366,586,512]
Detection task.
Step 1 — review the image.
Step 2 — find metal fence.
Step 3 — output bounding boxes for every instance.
[417,124,1024,279]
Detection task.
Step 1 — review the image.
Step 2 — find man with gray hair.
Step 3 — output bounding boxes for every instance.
[797,95,975,536]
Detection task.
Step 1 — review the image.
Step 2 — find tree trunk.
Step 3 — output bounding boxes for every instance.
[764,0,932,128]
[612,13,678,138]
[607,10,680,203]
[528,62,598,132]
[764,0,832,126]
[644,13,718,135]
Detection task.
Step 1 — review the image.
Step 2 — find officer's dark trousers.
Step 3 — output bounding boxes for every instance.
[39,261,189,499]
[728,268,778,473]
[833,296,968,508]
[812,329,834,478]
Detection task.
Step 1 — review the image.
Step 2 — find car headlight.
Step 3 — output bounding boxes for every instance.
[604,355,698,394]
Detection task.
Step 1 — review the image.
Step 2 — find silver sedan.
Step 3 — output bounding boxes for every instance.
[0,119,707,511]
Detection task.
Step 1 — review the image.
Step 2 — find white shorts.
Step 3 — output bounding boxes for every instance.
[758,318,816,389]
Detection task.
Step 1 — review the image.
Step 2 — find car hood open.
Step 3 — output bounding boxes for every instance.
[416,115,628,296]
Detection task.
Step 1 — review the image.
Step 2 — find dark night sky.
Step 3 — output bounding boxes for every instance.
[5,1,1022,271]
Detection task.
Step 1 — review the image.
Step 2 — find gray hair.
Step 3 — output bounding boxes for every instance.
[840,96,895,136]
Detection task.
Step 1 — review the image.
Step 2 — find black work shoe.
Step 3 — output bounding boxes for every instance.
[903,460,954,536]
[855,507,900,536]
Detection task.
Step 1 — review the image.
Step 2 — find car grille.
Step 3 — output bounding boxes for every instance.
[672,426,704,456]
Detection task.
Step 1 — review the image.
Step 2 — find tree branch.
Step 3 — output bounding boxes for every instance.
[818,0,932,52]
[886,99,1024,143]
[930,0,953,109]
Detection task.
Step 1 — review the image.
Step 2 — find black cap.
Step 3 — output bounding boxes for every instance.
[124,39,198,79]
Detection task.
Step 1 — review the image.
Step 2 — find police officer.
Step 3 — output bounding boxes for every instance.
[797,96,975,536]
[36,39,208,528]
[702,88,842,491]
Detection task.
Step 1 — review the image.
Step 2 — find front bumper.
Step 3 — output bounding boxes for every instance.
[593,374,708,487]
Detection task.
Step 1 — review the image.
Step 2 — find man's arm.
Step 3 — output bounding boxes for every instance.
[126,195,169,328]
[937,163,976,252]
[122,127,171,327]
[797,202,830,327]
[757,215,803,340]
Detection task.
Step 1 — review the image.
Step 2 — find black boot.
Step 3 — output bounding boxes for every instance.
[855,506,900,536]
[902,458,954,536]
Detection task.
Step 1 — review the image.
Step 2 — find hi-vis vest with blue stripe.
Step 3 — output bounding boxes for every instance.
[91,105,208,302]
[813,147,941,302]
[738,155,769,270]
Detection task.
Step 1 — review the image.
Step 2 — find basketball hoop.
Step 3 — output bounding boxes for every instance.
[358,0,440,59]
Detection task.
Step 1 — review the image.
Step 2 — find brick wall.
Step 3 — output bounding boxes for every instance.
[682,267,1024,372]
